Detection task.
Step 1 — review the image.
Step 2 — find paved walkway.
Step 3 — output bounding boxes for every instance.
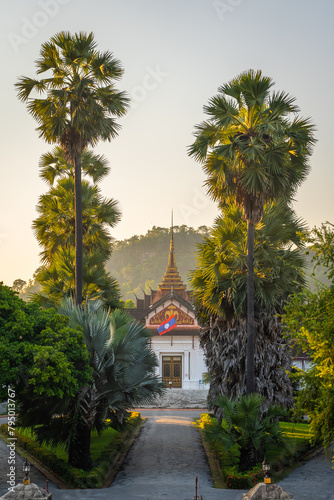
[1,411,333,500]
[0,429,51,497]
[279,445,334,500]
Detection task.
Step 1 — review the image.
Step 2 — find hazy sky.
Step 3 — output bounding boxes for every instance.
[1,0,333,286]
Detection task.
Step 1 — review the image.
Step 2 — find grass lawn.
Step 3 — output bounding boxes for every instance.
[197,414,316,489]
[17,426,119,462]
[279,421,313,441]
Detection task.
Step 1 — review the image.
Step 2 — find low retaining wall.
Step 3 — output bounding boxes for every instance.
[141,389,208,409]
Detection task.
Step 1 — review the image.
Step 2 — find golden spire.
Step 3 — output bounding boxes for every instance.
[158,211,186,294]
[168,210,176,268]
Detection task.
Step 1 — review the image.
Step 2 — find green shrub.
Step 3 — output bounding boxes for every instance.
[207,394,292,472]
[0,412,142,488]
[224,465,264,489]
[198,407,316,489]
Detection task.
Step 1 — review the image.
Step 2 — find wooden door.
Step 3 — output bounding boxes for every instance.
[162,356,182,388]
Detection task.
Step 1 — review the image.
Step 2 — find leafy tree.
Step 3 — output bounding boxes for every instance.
[11,279,27,293]
[18,299,164,470]
[305,222,334,282]
[0,284,30,400]
[188,69,315,393]
[282,222,334,453]
[303,249,331,291]
[283,288,334,450]
[19,268,43,301]
[16,31,129,305]
[119,299,136,309]
[0,283,91,403]
[190,202,306,410]
[205,394,290,472]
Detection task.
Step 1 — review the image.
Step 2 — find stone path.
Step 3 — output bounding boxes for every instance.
[109,409,220,499]
[279,445,334,500]
[1,411,334,499]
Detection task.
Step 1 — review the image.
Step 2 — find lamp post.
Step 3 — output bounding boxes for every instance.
[23,458,30,485]
[262,458,271,484]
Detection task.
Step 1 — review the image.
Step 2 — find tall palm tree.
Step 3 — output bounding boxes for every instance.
[188,69,315,393]
[39,146,110,186]
[32,147,121,306]
[18,300,164,470]
[32,247,121,309]
[190,202,306,410]
[33,176,121,263]
[16,31,129,305]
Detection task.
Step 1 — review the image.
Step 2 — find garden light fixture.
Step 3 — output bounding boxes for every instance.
[23,458,30,485]
[262,458,271,484]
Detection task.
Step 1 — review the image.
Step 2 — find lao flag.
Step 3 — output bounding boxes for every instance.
[157,315,177,335]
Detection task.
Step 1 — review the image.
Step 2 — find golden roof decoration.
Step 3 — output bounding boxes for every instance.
[158,212,186,293]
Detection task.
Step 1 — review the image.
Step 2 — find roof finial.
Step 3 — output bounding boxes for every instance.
[158,211,186,293]
[168,210,175,266]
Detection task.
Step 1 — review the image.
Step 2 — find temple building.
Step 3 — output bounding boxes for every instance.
[130,224,208,390]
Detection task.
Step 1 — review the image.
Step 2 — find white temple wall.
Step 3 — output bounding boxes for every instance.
[151,335,209,390]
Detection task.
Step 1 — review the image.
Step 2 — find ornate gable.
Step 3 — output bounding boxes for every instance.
[149,304,195,326]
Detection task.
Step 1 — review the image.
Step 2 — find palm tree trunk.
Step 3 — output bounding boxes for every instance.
[246,220,255,394]
[74,153,83,306]
[68,417,92,470]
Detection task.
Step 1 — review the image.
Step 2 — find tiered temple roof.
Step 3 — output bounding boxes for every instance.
[132,221,194,320]
[158,225,186,294]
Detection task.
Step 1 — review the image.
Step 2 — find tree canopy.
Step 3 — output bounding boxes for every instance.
[282,222,334,452]
[191,201,306,321]
[31,147,121,307]
[0,283,91,403]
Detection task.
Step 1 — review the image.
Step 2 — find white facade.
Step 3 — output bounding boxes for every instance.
[144,295,209,390]
[152,335,208,389]
[133,224,209,390]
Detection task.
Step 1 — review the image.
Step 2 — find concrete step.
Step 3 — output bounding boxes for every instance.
[141,388,208,408]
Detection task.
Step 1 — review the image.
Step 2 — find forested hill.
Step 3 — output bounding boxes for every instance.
[105,225,210,301]
[106,224,330,302]
[16,225,329,302]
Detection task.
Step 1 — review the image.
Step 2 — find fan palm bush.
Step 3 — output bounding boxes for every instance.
[204,394,291,472]
[18,300,164,470]
[39,146,111,186]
